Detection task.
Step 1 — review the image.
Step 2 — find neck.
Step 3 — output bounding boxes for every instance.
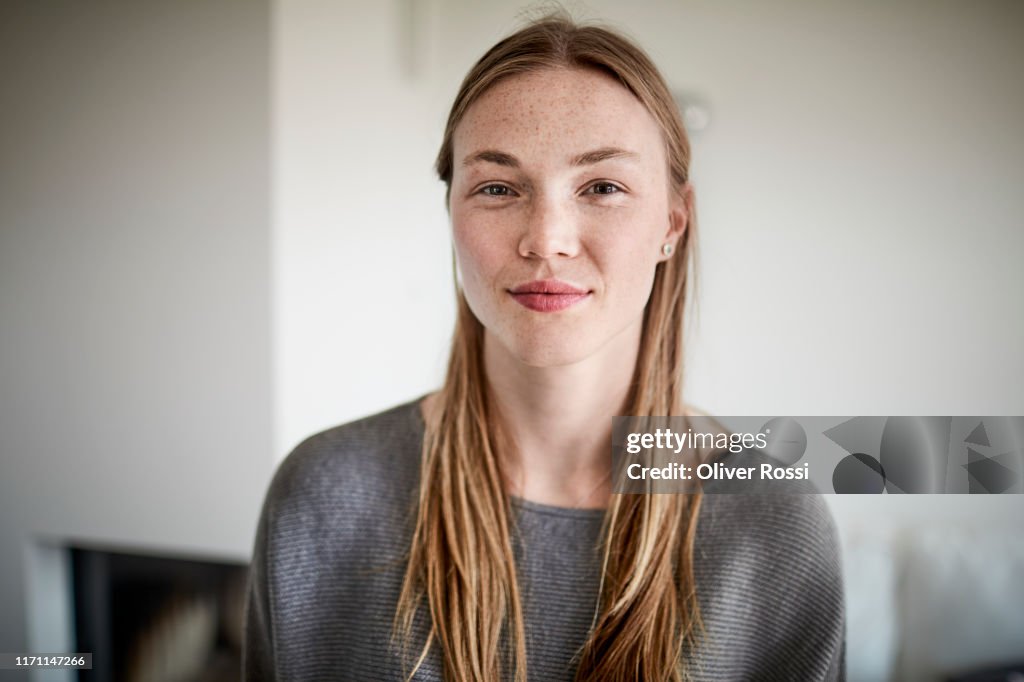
[483,320,642,509]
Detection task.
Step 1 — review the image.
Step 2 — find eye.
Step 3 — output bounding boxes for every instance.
[586,182,623,196]
[479,184,516,197]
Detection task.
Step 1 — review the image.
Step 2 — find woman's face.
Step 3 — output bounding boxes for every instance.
[449,66,686,367]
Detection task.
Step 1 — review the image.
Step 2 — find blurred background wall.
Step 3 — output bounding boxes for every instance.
[0,0,272,671]
[1,0,1022,680]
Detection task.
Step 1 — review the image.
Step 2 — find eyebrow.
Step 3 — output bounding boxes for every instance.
[571,147,639,166]
[460,146,640,169]
[462,149,519,168]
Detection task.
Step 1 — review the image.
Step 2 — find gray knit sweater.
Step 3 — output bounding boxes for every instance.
[243,396,846,680]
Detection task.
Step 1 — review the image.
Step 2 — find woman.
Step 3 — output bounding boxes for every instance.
[244,12,845,682]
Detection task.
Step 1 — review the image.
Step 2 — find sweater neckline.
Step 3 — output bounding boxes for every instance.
[408,393,607,521]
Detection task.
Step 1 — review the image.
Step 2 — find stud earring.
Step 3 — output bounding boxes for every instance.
[662,243,673,256]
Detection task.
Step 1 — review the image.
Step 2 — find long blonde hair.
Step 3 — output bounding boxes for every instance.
[392,12,703,682]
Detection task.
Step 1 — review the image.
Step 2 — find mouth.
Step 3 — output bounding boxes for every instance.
[508,279,591,313]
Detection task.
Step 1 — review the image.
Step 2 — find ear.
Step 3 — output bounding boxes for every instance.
[659,182,692,262]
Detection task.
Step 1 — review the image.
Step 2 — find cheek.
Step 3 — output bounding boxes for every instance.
[603,246,659,304]
[451,213,507,289]
[591,208,665,302]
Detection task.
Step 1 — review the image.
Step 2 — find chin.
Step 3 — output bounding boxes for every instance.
[506,336,596,368]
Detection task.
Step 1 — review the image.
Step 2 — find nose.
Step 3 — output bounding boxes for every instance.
[517,193,581,260]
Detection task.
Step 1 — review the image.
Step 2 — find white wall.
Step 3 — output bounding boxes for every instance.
[0,0,272,661]
[272,0,455,461]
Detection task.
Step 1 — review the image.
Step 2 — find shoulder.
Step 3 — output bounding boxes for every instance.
[693,490,846,679]
[246,397,431,675]
[260,396,427,528]
[695,446,841,575]
[696,491,841,579]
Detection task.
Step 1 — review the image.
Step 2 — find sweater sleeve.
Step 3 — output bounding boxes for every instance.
[753,492,847,681]
[793,493,846,681]
[242,489,277,681]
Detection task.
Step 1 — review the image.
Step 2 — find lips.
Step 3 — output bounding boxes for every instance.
[508,279,591,312]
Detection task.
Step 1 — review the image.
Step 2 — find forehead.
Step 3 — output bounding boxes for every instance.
[452,66,666,169]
